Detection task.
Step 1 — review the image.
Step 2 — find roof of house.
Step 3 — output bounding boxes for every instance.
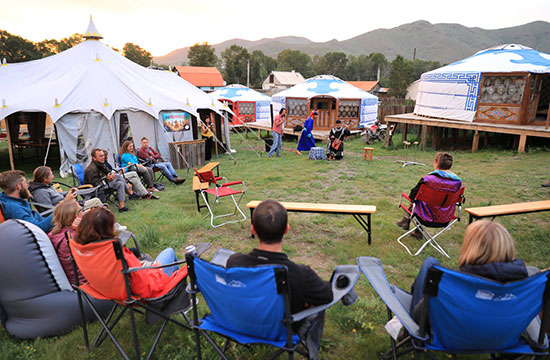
[348,81,380,92]
[174,66,225,87]
[268,71,305,85]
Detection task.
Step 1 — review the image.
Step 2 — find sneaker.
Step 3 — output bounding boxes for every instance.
[118,206,130,213]
[542,182,550,187]
[396,216,410,230]
[173,178,186,185]
[143,193,160,200]
[114,223,127,233]
[129,193,141,200]
[411,228,423,240]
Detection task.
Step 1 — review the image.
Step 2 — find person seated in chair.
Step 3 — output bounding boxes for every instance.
[84,148,133,213]
[0,170,53,232]
[326,120,351,160]
[29,166,78,212]
[137,137,185,185]
[74,206,184,298]
[227,199,333,360]
[119,142,160,195]
[396,152,462,239]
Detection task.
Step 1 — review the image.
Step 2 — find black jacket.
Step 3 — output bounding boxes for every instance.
[460,258,528,283]
[84,160,110,187]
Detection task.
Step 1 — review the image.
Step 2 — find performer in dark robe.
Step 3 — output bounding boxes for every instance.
[296,111,317,154]
[327,120,351,160]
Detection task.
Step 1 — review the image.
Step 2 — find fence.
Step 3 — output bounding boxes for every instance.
[378,97,415,122]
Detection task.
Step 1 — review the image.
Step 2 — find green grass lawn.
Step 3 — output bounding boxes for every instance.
[1,132,549,359]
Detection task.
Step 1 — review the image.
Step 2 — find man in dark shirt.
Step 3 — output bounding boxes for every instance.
[84,148,131,212]
[227,199,332,360]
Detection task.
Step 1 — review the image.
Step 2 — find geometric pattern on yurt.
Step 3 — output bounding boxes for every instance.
[421,72,481,111]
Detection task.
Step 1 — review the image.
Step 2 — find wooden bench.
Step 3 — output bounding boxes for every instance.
[246,201,377,245]
[465,200,550,223]
[198,161,220,177]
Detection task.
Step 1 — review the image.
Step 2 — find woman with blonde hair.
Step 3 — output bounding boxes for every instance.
[409,220,528,313]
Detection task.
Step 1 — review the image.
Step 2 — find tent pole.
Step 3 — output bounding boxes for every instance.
[5,118,15,170]
[43,125,55,166]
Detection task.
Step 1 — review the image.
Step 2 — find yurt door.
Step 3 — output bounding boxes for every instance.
[311,98,334,130]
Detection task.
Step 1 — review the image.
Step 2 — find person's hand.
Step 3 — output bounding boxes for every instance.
[65,188,77,200]
[307,133,312,138]
[107,173,115,181]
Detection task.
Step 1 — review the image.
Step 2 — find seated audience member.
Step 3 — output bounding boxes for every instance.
[119,142,160,194]
[48,199,87,286]
[104,149,158,200]
[0,170,53,232]
[137,137,185,185]
[396,152,462,239]
[326,120,351,160]
[408,220,530,321]
[75,207,184,298]
[29,166,77,212]
[84,148,132,212]
[227,199,333,359]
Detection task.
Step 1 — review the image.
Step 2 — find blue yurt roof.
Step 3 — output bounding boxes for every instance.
[210,84,270,102]
[272,75,378,101]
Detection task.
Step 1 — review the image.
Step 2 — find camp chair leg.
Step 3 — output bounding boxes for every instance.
[147,319,168,360]
[75,288,91,351]
[200,191,247,228]
[128,307,141,360]
[201,330,231,360]
[94,304,128,348]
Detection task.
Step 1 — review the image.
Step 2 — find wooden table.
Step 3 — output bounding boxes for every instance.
[246,201,377,245]
[465,200,550,223]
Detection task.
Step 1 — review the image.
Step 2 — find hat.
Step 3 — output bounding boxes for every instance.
[81,198,107,212]
[311,110,318,116]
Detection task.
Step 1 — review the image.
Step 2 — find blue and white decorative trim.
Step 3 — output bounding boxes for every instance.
[421,72,481,111]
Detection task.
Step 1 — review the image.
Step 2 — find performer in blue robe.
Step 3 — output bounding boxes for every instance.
[297,111,317,153]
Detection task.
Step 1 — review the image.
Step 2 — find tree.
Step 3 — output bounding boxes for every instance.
[410,59,440,81]
[276,49,314,78]
[221,45,250,85]
[0,30,42,63]
[188,42,218,67]
[123,43,152,67]
[312,52,348,79]
[36,33,83,57]
[388,55,414,98]
[249,50,277,88]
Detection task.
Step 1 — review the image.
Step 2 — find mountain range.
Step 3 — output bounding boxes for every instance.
[154,20,550,66]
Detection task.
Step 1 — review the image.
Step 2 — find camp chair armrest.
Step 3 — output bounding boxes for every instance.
[221,181,243,187]
[124,259,187,274]
[292,265,360,323]
[357,256,428,341]
[210,248,236,267]
[77,184,94,189]
[76,187,99,197]
[28,201,55,216]
[399,192,412,215]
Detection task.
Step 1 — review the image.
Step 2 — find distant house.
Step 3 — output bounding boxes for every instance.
[406,80,421,101]
[173,66,225,91]
[348,81,382,95]
[262,71,305,94]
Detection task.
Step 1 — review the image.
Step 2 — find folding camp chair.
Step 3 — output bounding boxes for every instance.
[397,184,465,258]
[193,168,246,228]
[357,256,550,360]
[185,249,360,360]
[71,163,120,207]
[67,233,192,360]
[139,157,166,183]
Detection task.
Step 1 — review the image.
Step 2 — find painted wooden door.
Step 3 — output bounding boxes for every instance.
[311,98,334,130]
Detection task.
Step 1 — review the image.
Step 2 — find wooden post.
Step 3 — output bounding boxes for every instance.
[472,130,480,153]
[5,118,15,171]
[385,122,393,148]
[401,124,408,143]
[546,101,550,129]
[420,125,428,151]
[483,132,489,147]
[518,134,527,153]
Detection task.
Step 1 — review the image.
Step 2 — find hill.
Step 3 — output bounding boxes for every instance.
[154,20,550,66]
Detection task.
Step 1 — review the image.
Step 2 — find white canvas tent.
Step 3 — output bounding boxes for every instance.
[210,84,271,125]
[414,44,550,122]
[271,75,378,130]
[0,19,230,174]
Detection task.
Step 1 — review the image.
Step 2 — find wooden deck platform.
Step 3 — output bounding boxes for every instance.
[240,122,361,142]
[384,113,550,153]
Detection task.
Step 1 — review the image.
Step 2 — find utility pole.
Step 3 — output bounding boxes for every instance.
[247,60,250,87]
[413,48,416,61]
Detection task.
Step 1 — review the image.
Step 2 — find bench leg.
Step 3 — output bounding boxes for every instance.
[352,213,372,245]
[249,208,255,238]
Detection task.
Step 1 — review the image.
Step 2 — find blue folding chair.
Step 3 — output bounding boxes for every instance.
[357,256,550,359]
[70,163,115,205]
[186,249,359,359]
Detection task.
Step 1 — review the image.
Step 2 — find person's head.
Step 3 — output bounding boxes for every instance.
[75,207,116,245]
[33,166,54,185]
[141,137,149,148]
[251,200,289,245]
[433,152,453,171]
[52,199,81,235]
[91,148,105,163]
[335,120,342,126]
[120,141,135,154]
[279,108,286,116]
[458,220,516,267]
[0,170,30,199]
[311,110,318,117]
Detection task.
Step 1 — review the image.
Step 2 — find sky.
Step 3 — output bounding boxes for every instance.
[2,0,549,56]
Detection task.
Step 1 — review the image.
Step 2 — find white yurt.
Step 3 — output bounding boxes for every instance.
[414,44,550,124]
[210,84,271,125]
[271,75,378,131]
[0,18,230,174]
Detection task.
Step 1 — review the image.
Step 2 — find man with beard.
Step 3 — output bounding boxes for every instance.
[0,170,53,232]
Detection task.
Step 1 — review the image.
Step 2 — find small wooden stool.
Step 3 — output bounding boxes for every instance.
[363,147,374,161]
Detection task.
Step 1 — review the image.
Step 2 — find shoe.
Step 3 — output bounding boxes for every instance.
[410,229,423,240]
[148,187,160,192]
[114,223,127,233]
[173,178,186,185]
[542,182,550,187]
[396,216,410,230]
[129,194,141,200]
[118,206,130,213]
[295,150,302,155]
[143,193,160,200]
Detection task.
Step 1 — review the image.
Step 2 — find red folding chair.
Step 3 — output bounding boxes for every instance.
[397,184,465,258]
[194,168,246,228]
